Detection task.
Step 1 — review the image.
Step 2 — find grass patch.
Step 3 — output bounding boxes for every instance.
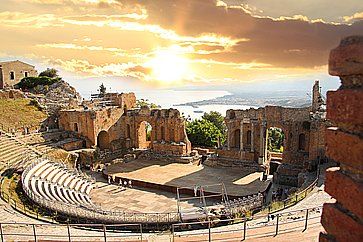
[0,98,47,131]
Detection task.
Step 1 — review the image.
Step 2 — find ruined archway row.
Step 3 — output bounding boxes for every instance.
[118,107,191,155]
[224,105,325,166]
[59,93,191,155]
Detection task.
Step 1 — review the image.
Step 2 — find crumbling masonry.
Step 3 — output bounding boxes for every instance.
[320,36,363,242]
[223,81,326,166]
[59,92,191,155]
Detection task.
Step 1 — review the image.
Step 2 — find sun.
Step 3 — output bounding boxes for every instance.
[147,46,189,83]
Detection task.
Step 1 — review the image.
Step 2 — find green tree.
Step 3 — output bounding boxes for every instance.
[201,111,226,145]
[39,68,58,78]
[136,99,160,109]
[202,111,225,131]
[268,128,285,152]
[99,83,107,96]
[186,119,223,147]
[145,122,152,141]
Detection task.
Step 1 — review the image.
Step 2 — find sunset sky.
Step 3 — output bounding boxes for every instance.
[1,0,362,94]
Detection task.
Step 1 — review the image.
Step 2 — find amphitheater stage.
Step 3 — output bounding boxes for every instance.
[104,159,271,199]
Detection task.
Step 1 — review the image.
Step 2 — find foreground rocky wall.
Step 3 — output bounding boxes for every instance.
[320,36,363,242]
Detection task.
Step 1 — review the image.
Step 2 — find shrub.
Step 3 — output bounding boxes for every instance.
[16,76,61,89]
[39,68,58,78]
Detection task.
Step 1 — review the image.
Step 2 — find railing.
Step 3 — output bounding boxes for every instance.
[260,176,319,214]
[0,206,323,242]
[0,223,144,242]
[172,206,323,242]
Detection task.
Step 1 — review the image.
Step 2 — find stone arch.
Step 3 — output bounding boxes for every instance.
[97,130,110,150]
[126,124,131,138]
[137,121,153,149]
[170,127,175,142]
[298,133,306,151]
[267,127,285,153]
[247,130,252,145]
[231,129,240,149]
[161,126,165,140]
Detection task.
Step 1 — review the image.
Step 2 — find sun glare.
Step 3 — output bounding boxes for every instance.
[147,46,189,83]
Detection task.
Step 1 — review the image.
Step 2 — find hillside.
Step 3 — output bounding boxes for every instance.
[0,98,47,132]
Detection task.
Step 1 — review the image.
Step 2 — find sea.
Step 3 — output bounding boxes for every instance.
[80,89,252,120]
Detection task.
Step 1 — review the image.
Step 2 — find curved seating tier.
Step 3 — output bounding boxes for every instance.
[22,159,96,209]
[22,159,180,224]
[0,134,39,172]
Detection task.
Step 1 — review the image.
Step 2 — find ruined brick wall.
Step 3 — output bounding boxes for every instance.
[0,89,25,99]
[58,92,136,148]
[103,92,136,109]
[59,109,96,146]
[0,60,37,88]
[59,107,123,147]
[320,36,363,242]
[117,107,191,155]
[224,104,321,165]
[58,100,192,155]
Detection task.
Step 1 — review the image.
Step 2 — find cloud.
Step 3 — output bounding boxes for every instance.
[125,65,152,79]
[60,15,245,48]
[37,43,147,58]
[343,12,363,23]
[115,0,362,68]
[47,58,138,77]
[0,0,362,88]
[224,0,363,24]
[0,11,61,28]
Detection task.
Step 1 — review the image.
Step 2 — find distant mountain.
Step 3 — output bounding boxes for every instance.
[175,91,312,108]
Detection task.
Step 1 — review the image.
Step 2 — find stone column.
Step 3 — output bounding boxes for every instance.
[227,124,231,150]
[258,121,267,164]
[251,122,255,152]
[259,122,265,155]
[240,121,244,151]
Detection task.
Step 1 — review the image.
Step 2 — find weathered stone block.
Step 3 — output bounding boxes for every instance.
[325,167,363,219]
[326,89,363,132]
[321,203,363,242]
[326,128,363,170]
[319,232,336,242]
[329,36,363,77]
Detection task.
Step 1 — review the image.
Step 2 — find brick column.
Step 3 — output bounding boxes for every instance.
[251,122,255,152]
[319,36,363,242]
[259,121,266,163]
[227,124,231,150]
[240,121,244,151]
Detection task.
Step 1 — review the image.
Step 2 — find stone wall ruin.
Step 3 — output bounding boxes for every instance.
[59,92,191,155]
[223,81,326,168]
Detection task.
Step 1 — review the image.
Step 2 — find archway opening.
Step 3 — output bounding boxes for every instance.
[298,133,306,151]
[126,124,131,138]
[97,130,110,150]
[267,127,285,153]
[267,127,285,174]
[231,129,240,149]
[161,126,165,140]
[247,130,252,146]
[138,121,153,149]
